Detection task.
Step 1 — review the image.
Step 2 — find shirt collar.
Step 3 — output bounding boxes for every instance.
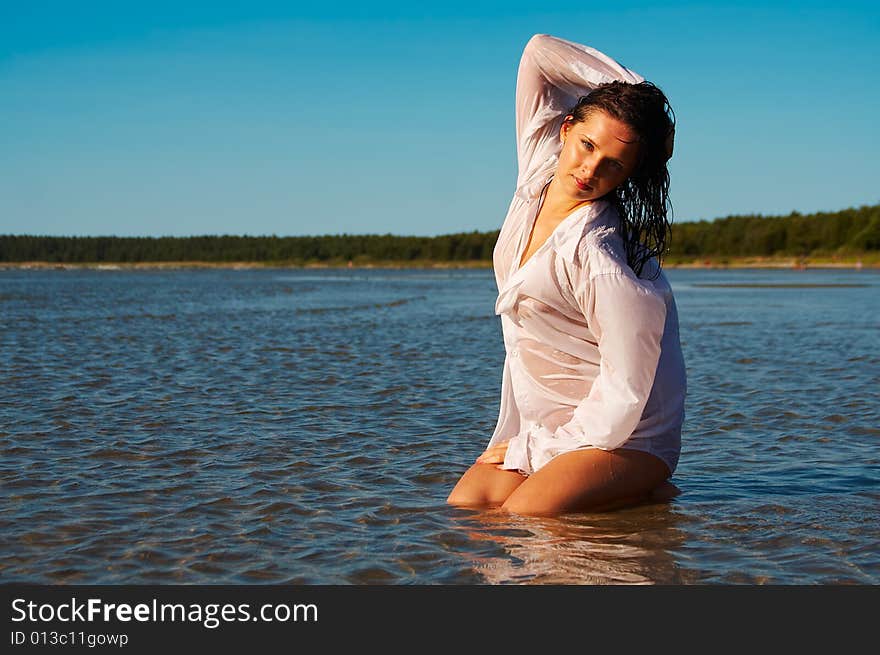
[514,157,557,202]
[550,199,611,265]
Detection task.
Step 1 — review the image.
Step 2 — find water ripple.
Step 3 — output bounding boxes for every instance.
[0,267,877,583]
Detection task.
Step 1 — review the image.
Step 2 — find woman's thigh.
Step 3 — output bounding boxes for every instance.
[447,463,527,508]
[501,448,671,516]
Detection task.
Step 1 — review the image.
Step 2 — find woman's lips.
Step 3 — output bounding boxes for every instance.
[574,177,592,191]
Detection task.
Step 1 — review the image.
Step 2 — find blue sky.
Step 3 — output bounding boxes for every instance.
[1,1,878,237]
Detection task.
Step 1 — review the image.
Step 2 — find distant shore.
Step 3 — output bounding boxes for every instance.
[0,259,494,271]
[665,255,877,270]
[1,256,877,271]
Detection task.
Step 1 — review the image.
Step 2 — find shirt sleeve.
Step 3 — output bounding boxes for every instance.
[550,270,667,452]
[486,353,521,448]
[515,34,644,188]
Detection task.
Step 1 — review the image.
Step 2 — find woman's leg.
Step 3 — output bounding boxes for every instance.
[447,462,527,508]
[500,448,671,516]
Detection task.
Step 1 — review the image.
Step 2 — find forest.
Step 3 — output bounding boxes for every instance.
[2,204,877,265]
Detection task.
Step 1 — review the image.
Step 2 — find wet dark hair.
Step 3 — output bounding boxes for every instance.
[564,81,675,278]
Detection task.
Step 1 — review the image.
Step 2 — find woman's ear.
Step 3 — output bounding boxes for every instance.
[664,127,675,161]
[559,115,574,141]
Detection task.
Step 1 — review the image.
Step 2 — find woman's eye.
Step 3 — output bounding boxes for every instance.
[581,140,594,151]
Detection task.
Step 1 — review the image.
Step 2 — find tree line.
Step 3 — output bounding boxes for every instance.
[1,203,877,264]
[667,203,878,259]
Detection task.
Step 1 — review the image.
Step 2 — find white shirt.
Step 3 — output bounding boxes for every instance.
[486,34,687,476]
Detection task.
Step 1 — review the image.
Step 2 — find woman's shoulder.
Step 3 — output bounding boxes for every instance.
[569,205,671,293]
[571,203,627,275]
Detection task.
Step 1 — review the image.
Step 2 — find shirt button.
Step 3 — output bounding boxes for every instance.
[511,349,519,358]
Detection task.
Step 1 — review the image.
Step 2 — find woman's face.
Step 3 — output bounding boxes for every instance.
[557,109,640,202]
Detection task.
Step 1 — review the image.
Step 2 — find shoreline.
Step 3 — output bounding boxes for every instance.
[0,257,876,271]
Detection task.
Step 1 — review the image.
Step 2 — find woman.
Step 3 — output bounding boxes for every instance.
[447,34,686,516]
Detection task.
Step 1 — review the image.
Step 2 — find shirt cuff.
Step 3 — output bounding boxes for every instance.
[500,423,558,475]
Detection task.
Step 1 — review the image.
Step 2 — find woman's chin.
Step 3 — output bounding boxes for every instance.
[571,187,600,202]
[567,179,599,200]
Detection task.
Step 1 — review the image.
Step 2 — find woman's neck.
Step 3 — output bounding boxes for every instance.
[539,176,593,222]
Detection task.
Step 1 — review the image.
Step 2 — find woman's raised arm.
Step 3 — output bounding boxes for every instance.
[515,34,644,188]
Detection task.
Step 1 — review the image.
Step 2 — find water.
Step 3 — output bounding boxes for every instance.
[1,266,877,584]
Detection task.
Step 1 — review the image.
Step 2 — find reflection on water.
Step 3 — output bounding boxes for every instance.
[450,499,694,585]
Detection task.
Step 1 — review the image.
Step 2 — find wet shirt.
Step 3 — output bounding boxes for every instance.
[486,34,687,476]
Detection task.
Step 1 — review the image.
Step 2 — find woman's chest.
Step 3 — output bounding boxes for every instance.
[518,215,565,270]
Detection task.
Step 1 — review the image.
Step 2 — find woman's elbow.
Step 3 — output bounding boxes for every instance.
[525,33,552,51]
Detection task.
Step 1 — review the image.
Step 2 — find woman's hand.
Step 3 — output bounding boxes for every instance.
[475,442,509,467]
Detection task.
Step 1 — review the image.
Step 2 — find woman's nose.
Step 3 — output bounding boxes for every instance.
[579,156,599,178]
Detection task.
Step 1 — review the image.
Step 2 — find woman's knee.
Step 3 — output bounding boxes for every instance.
[446,463,525,508]
[446,486,500,508]
[500,492,562,516]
